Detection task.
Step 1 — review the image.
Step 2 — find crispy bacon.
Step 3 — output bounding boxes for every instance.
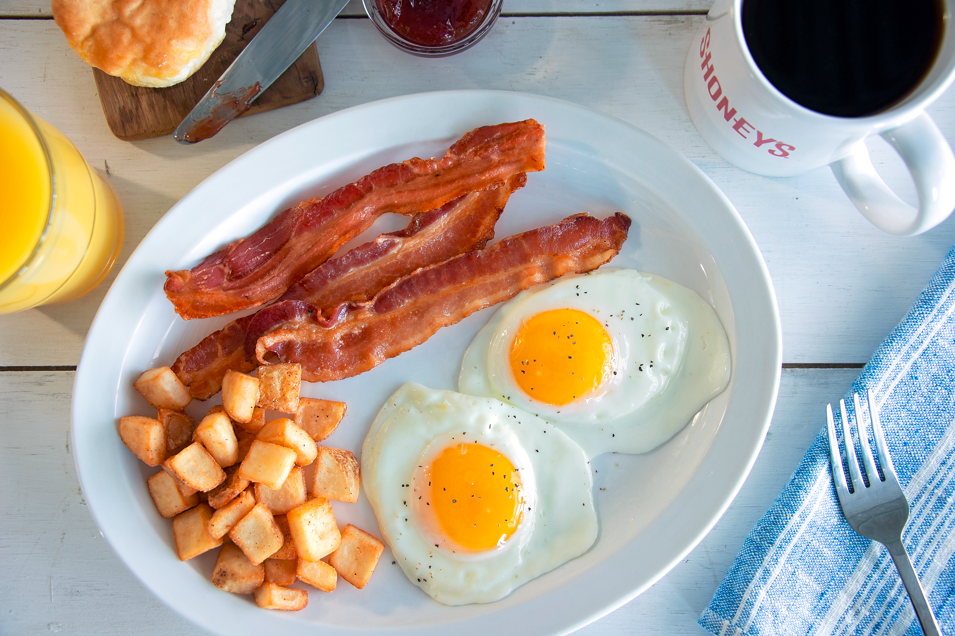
[164,120,546,319]
[254,213,632,382]
[170,176,524,399]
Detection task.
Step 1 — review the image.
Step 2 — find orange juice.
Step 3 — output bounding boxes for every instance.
[0,89,123,314]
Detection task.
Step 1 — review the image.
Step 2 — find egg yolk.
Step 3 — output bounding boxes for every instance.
[430,443,523,551]
[509,308,614,406]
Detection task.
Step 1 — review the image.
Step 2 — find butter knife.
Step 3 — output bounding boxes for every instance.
[174,0,348,144]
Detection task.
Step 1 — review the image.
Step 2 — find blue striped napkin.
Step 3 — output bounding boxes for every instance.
[700,246,955,636]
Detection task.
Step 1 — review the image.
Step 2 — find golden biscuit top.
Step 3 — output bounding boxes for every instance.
[52,0,234,88]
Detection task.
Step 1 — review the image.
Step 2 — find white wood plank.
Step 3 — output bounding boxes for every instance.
[1,17,953,366]
[0,0,712,18]
[0,367,857,634]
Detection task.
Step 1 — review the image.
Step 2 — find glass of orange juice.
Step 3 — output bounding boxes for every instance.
[0,87,123,314]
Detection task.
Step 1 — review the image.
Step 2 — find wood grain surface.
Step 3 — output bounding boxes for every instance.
[93,0,324,140]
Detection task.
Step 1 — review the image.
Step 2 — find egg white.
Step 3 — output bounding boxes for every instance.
[458,269,731,457]
[361,382,597,605]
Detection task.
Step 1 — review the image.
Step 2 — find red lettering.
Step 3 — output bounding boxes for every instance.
[769,142,795,158]
[700,28,710,56]
[707,76,722,101]
[701,52,715,81]
[753,130,777,147]
[732,117,754,138]
[716,97,737,122]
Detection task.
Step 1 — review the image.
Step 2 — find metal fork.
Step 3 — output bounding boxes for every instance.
[826,390,941,636]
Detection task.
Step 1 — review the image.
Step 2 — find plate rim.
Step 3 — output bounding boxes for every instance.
[72,89,782,636]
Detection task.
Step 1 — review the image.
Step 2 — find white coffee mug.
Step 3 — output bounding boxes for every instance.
[684,0,955,235]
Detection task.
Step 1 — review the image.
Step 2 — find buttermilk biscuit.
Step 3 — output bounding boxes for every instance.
[52,0,236,88]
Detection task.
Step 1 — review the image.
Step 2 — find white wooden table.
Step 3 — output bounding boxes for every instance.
[2,2,954,634]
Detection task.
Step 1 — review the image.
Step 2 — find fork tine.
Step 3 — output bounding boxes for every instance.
[867,389,899,483]
[839,398,865,493]
[854,392,881,485]
[826,403,850,499]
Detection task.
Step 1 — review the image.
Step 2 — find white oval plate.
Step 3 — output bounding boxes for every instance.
[72,91,781,636]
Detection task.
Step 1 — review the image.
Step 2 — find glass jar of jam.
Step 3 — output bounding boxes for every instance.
[363,0,503,56]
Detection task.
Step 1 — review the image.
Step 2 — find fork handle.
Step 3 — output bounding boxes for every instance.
[885,539,942,636]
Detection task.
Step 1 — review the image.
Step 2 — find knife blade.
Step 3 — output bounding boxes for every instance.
[174,0,348,144]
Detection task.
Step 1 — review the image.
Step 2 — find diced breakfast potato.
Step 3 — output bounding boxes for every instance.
[270,515,297,560]
[329,524,385,590]
[147,470,198,518]
[254,466,307,515]
[253,582,307,611]
[207,467,251,509]
[172,503,222,561]
[134,367,192,411]
[206,405,226,416]
[312,447,360,503]
[193,411,238,468]
[164,442,226,492]
[256,419,317,467]
[119,415,167,466]
[264,558,297,586]
[229,503,284,565]
[165,469,198,498]
[222,370,260,424]
[256,363,302,414]
[235,429,255,463]
[294,398,346,442]
[237,440,296,490]
[286,497,341,562]
[212,543,265,595]
[157,409,195,456]
[235,407,266,434]
[296,558,337,593]
[208,489,256,539]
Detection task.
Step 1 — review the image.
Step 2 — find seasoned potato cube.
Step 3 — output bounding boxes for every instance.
[119,415,166,466]
[208,489,256,539]
[256,364,301,413]
[212,543,265,594]
[172,503,222,561]
[271,515,297,560]
[256,419,316,467]
[207,467,251,509]
[312,447,360,503]
[230,503,284,565]
[163,468,198,498]
[329,524,384,590]
[206,405,226,416]
[236,429,255,463]
[253,582,307,611]
[134,367,192,411]
[287,497,341,562]
[222,371,260,424]
[236,407,266,434]
[254,466,307,515]
[294,398,346,442]
[193,411,238,468]
[297,558,337,593]
[264,558,297,586]
[164,442,226,492]
[237,440,296,490]
[157,409,195,455]
[147,470,198,518]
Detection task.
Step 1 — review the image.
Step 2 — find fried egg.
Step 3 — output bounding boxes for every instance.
[361,383,597,605]
[458,269,731,456]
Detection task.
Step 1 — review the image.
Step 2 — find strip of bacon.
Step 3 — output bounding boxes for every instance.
[164,120,546,319]
[171,176,525,399]
[253,213,632,383]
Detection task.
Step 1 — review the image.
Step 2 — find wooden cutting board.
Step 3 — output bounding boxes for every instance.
[93,0,324,141]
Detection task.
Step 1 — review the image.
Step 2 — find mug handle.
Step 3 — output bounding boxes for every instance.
[830,113,955,236]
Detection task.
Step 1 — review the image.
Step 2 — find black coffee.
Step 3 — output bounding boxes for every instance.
[742,0,944,117]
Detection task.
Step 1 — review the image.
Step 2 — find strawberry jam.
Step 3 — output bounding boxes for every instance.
[376,0,494,47]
